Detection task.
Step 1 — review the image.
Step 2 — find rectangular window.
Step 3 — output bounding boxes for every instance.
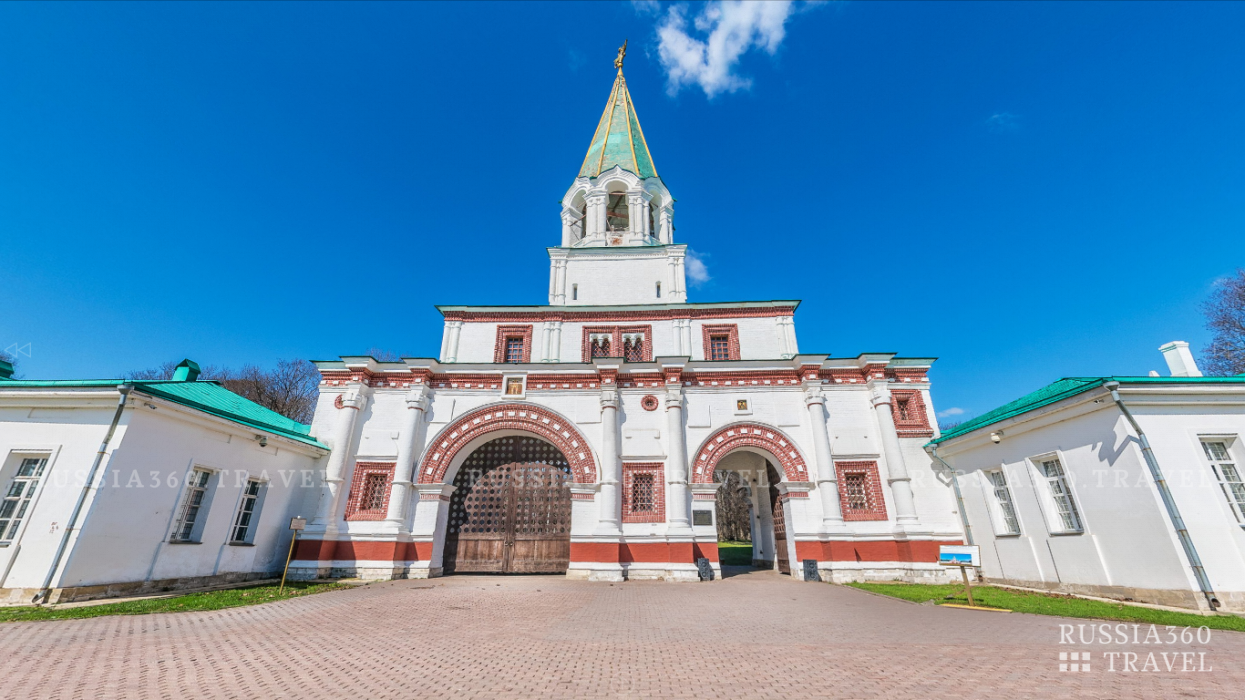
[987,470,1021,535]
[623,334,645,362]
[590,335,611,358]
[172,469,212,542]
[843,473,869,511]
[361,473,390,512]
[505,337,525,363]
[896,398,911,421]
[572,284,578,301]
[656,282,661,298]
[1039,458,1082,532]
[630,473,655,512]
[231,480,262,543]
[0,457,48,542]
[709,335,731,361]
[1204,440,1245,523]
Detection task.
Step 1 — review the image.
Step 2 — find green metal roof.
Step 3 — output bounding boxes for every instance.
[0,379,327,450]
[578,69,658,180]
[931,375,1245,445]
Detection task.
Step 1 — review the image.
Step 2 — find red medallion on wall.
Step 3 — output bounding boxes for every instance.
[641,395,659,411]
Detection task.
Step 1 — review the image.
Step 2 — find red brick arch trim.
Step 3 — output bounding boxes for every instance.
[416,403,598,485]
[690,423,810,483]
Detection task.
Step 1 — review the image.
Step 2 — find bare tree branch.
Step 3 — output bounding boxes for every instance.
[126,359,320,424]
[1202,269,1245,376]
[714,470,752,542]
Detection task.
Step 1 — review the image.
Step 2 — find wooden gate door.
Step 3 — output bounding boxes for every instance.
[444,437,572,574]
[768,464,791,575]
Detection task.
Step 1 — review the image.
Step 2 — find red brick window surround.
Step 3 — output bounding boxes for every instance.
[493,325,533,364]
[345,462,395,521]
[623,462,665,523]
[835,461,887,521]
[890,390,933,438]
[581,325,653,363]
[701,324,740,361]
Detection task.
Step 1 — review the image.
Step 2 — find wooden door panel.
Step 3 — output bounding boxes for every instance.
[444,436,571,574]
[769,464,791,575]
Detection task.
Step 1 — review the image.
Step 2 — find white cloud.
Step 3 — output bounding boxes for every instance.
[985,112,1020,133]
[654,1,800,98]
[937,407,965,419]
[686,249,711,286]
[632,0,662,16]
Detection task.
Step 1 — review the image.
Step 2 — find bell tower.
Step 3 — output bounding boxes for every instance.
[549,44,687,306]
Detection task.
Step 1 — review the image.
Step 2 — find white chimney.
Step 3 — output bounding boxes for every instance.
[1159,341,1203,377]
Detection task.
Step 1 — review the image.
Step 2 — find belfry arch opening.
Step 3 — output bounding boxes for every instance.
[443,435,573,575]
[712,450,792,576]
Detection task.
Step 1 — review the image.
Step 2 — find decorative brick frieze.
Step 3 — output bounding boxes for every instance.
[701,324,741,361]
[417,403,597,484]
[493,325,534,364]
[344,462,395,521]
[890,389,934,438]
[834,460,887,521]
[441,306,796,323]
[622,462,665,523]
[690,423,810,483]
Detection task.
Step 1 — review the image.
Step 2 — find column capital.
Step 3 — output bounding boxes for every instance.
[803,385,825,406]
[868,379,893,407]
[404,386,431,410]
[600,389,619,409]
[336,386,370,411]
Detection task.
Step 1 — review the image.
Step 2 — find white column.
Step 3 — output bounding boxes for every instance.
[804,385,846,532]
[673,256,687,301]
[659,206,673,244]
[444,321,463,363]
[680,320,693,356]
[311,387,368,533]
[560,208,575,247]
[665,388,692,533]
[550,322,562,362]
[595,388,622,534]
[870,380,919,525]
[586,192,607,238]
[540,322,553,362]
[384,387,430,532]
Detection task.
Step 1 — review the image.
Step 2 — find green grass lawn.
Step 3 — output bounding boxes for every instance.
[0,581,348,623]
[717,541,754,566]
[847,581,1245,632]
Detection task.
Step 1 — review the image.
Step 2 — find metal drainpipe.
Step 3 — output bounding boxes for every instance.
[1105,381,1219,611]
[33,384,133,605]
[926,445,974,547]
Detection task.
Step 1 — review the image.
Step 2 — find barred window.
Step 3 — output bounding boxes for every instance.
[843,473,869,511]
[987,470,1021,535]
[172,469,212,542]
[0,457,48,542]
[630,473,655,512]
[896,398,912,421]
[505,337,525,363]
[591,335,611,358]
[1040,458,1083,532]
[361,473,390,512]
[709,335,731,361]
[623,334,644,362]
[1204,440,1245,523]
[231,480,263,543]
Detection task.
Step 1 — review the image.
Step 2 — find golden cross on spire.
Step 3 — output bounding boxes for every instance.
[614,39,627,70]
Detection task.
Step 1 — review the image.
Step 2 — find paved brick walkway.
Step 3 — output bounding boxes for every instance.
[1,567,1241,698]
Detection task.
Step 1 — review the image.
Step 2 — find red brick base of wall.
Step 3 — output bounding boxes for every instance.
[293,538,964,567]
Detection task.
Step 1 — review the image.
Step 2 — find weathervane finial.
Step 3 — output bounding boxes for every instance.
[614,40,627,70]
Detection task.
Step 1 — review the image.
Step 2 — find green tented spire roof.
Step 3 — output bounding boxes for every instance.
[578,69,658,180]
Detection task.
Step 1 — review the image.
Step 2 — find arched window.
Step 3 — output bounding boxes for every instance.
[622,333,645,362]
[590,334,611,358]
[606,193,629,232]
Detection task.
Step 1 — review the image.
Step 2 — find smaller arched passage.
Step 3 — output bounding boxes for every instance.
[690,423,810,484]
[417,403,598,485]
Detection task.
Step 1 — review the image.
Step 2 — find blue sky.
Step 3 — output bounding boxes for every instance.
[2,1,1243,423]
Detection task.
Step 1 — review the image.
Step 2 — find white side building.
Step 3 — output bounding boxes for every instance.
[0,360,328,605]
[928,342,1245,612]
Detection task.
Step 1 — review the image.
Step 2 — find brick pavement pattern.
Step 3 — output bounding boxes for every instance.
[1,568,1241,699]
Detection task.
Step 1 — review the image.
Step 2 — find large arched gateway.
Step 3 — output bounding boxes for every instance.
[444,436,573,574]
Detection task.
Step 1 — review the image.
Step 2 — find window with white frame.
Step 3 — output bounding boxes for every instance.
[172,469,212,542]
[1203,440,1245,524]
[1038,457,1083,532]
[230,479,264,544]
[0,457,49,543]
[987,470,1021,535]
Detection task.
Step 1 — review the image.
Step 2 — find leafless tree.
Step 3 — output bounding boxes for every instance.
[127,359,321,424]
[714,470,752,542]
[1202,269,1245,377]
[365,348,404,362]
